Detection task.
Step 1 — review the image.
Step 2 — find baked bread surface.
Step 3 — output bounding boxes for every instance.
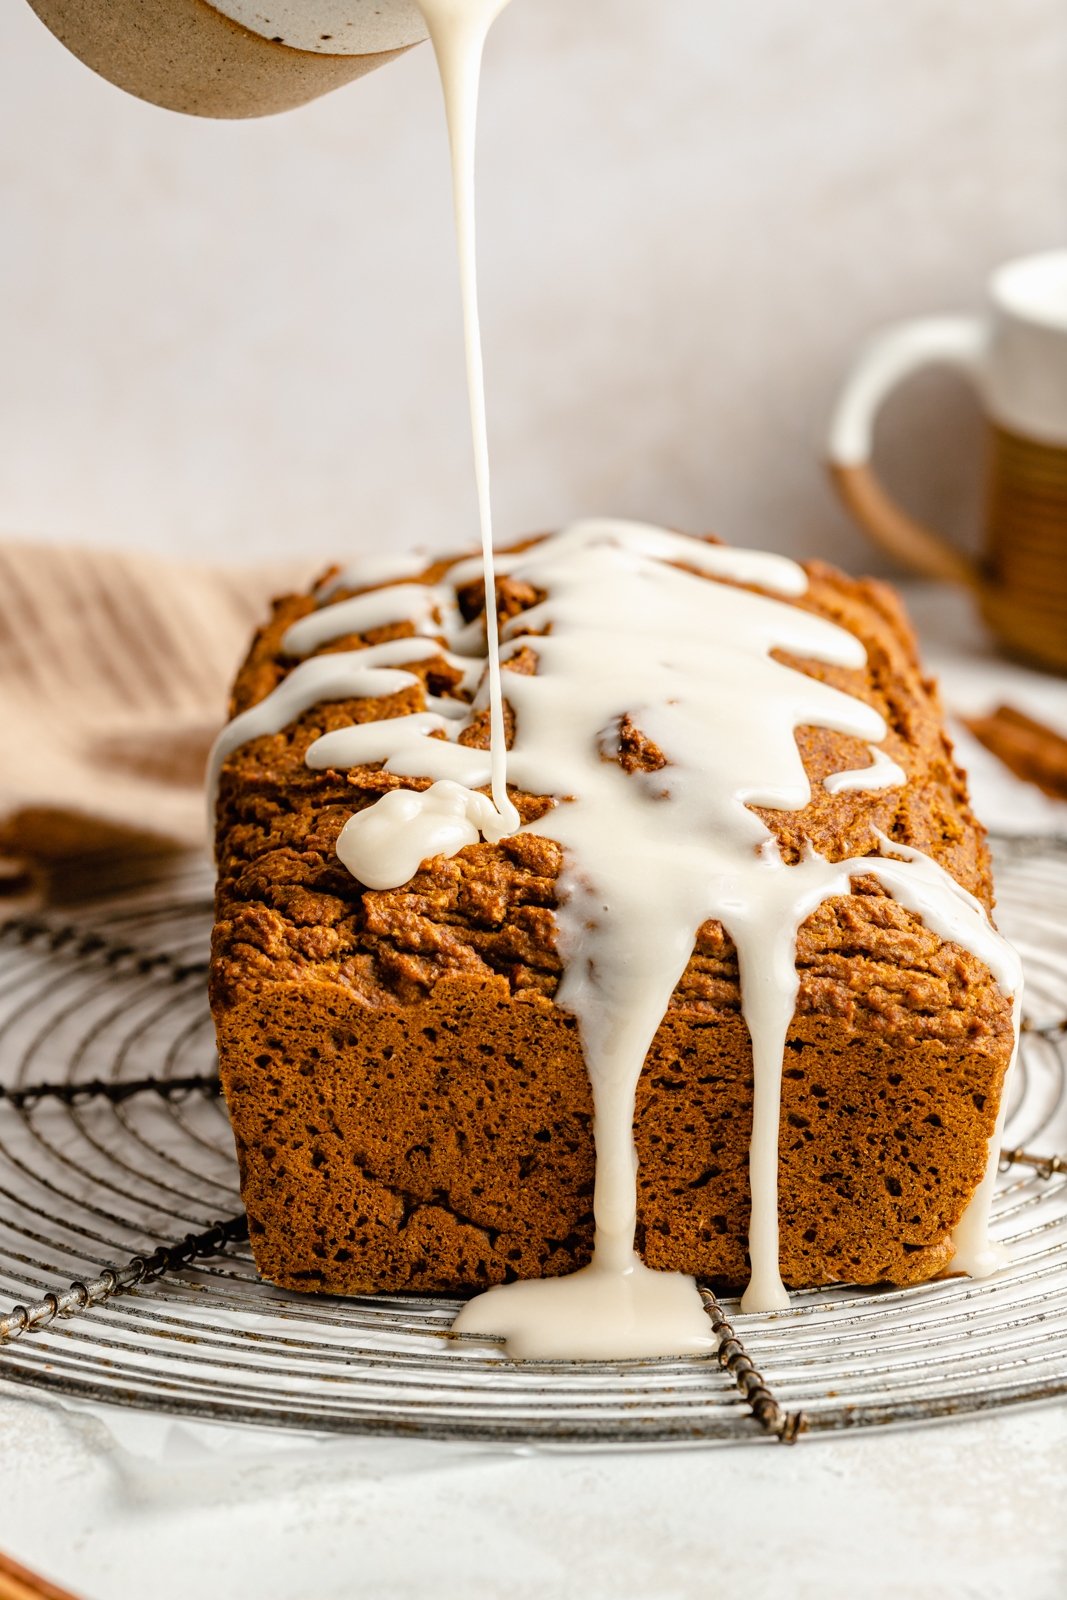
[210,543,1015,1295]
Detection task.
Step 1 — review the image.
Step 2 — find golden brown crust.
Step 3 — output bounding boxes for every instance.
[211,539,1014,1296]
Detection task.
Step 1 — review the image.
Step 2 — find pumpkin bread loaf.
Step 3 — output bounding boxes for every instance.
[210,542,1015,1297]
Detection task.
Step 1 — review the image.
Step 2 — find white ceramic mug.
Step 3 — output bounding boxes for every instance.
[828,248,1067,672]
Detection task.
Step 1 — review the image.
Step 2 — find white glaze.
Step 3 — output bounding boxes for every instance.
[281,584,446,657]
[454,1256,715,1362]
[823,743,906,794]
[416,0,519,838]
[950,1038,1016,1279]
[316,550,429,602]
[337,778,501,890]
[866,831,1022,1279]
[213,519,1021,1357]
[207,654,419,803]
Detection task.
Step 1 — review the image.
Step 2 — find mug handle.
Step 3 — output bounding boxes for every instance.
[826,315,988,588]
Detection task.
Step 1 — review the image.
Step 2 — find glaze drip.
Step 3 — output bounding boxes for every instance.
[209,520,1022,1356]
[207,0,1020,1360]
[416,0,519,840]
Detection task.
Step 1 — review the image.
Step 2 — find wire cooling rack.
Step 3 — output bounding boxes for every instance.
[0,837,1064,1448]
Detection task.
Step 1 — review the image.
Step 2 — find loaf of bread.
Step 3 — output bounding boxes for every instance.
[210,536,1015,1299]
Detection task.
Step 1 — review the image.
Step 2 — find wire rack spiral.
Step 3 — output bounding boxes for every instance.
[0,836,1064,1448]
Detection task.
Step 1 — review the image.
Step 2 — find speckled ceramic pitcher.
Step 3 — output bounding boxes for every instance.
[26,0,429,117]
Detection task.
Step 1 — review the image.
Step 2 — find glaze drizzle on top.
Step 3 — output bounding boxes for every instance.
[209,520,1021,1358]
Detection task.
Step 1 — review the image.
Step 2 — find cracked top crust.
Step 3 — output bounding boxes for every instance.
[211,541,1010,1056]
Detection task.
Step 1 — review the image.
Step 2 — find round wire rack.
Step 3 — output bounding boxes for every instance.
[0,837,1064,1448]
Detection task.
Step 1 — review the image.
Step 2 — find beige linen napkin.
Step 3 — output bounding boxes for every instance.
[0,539,314,896]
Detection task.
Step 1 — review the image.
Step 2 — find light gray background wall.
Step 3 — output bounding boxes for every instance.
[1,0,1064,572]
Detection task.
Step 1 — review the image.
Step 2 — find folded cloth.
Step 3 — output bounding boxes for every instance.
[0,539,315,895]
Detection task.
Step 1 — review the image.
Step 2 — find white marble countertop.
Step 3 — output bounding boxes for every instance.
[0,582,1065,1600]
[0,1391,1065,1600]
